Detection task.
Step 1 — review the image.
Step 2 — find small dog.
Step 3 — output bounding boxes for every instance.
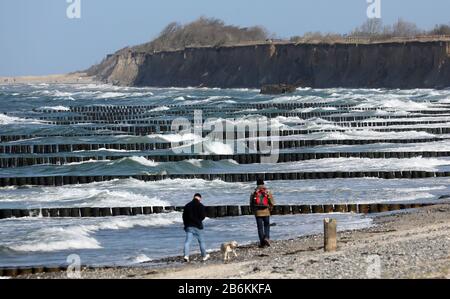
[221,241,238,263]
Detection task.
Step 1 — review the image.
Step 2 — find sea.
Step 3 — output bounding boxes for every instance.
[1,83,450,268]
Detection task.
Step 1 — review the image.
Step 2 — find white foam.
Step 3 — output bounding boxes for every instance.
[178,95,236,105]
[269,129,437,141]
[129,92,154,97]
[116,177,246,191]
[7,214,182,253]
[355,98,431,111]
[181,158,238,169]
[66,159,105,166]
[39,105,70,111]
[273,116,304,123]
[63,156,159,167]
[0,180,170,207]
[204,115,284,129]
[53,90,73,98]
[122,156,159,167]
[234,108,258,113]
[202,140,234,155]
[9,226,101,252]
[89,214,182,230]
[387,186,447,192]
[0,114,22,125]
[266,157,450,172]
[294,107,337,113]
[148,106,170,112]
[129,254,152,264]
[205,95,232,102]
[373,192,435,202]
[95,92,128,99]
[73,148,138,153]
[268,95,303,103]
[0,114,44,125]
[229,88,259,92]
[184,159,204,168]
[150,133,201,143]
[438,98,450,103]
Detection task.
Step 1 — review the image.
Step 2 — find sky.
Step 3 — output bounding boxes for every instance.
[0,0,449,76]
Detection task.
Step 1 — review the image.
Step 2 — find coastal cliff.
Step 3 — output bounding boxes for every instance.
[88,41,450,89]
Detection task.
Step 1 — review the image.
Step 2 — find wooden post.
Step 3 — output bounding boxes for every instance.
[324,218,337,252]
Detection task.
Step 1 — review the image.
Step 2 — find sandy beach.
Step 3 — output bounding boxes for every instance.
[15,203,450,279]
[0,73,95,85]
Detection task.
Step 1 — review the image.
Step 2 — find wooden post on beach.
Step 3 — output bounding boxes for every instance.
[324,218,337,252]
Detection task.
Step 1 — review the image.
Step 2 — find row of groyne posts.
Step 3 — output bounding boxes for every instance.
[1,170,450,187]
[0,137,445,154]
[27,101,450,129]
[2,151,450,168]
[0,202,434,220]
[2,102,450,277]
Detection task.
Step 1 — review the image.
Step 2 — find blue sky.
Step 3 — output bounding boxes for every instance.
[0,0,449,76]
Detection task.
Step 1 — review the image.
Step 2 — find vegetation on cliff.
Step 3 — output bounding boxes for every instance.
[86,17,270,77]
[91,17,450,66]
[290,19,450,43]
[133,17,270,53]
[87,17,450,89]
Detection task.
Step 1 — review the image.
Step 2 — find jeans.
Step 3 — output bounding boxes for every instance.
[184,227,207,257]
[255,216,270,244]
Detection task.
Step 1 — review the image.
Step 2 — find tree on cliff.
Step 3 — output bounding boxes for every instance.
[389,19,422,37]
[349,18,422,39]
[292,19,448,43]
[350,19,384,37]
[134,17,269,53]
[430,24,450,35]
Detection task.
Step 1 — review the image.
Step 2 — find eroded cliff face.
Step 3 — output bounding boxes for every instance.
[92,41,450,89]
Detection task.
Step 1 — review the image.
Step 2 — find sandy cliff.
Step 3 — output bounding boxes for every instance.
[89,41,450,89]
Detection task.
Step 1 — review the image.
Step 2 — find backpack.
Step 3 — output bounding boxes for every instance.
[253,188,270,209]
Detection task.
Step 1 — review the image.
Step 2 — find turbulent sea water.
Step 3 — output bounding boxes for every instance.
[1,83,450,268]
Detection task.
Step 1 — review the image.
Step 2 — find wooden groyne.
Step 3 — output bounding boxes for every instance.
[1,150,450,167]
[1,170,449,187]
[0,202,435,220]
[0,138,444,154]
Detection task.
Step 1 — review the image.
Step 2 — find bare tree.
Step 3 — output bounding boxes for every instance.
[350,18,383,37]
[347,18,427,39]
[390,18,422,37]
[429,24,450,35]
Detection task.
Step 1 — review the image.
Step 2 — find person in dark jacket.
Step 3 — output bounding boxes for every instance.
[182,193,210,262]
